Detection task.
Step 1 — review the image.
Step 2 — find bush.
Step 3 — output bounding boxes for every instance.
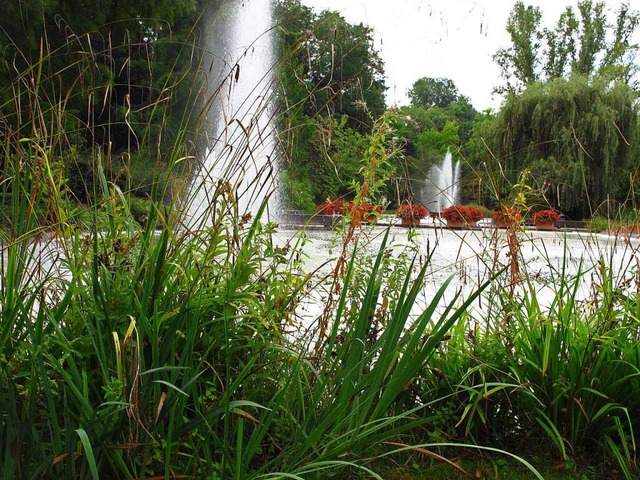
[532,209,560,225]
[441,205,484,222]
[586,216,612,232]
[396,203,428,220]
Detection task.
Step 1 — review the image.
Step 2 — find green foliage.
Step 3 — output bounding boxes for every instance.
[389,89,478,205]
[275,0,390,210]
[281,115,369,210]
[585,215,614,232]
[409,235,640,478]
[275,0,386,132]
[445,97,478,145]
[493,2,544,91]
[0,0,202,203]
[494,0,640,93]
[408,77,461,108]
[462,110,501,207]
[0,143,307,478]
[0,135,501,478]
[491,75,638,217]
[417,120,459,156]
[483,2,639,217]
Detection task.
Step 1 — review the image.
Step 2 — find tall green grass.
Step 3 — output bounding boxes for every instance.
[0,145,509,478]
[414,232,640,478]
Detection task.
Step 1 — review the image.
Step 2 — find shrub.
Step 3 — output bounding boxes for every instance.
[396,203,428,220]
[441,205,468,222]
[492,207,522,226]
[466,206,485,222]
[441,205,484,223]
[532,209,560,225]
[586,216,612,232]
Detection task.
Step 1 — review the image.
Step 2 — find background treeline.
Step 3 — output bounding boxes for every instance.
[275,0,479,212]
[481,0,640,218]
[275,0,640,220]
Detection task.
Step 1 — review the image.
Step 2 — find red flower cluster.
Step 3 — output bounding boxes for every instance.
[441,205,485,222]
[467,207,485,222]
[317,199,348,215]
[492,207,522,225]
[396,203,428,220]
[359,203,384,215]
[532,209,560,225]
[317,199,383,216]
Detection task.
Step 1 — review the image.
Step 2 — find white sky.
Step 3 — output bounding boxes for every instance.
[299,0,638,111]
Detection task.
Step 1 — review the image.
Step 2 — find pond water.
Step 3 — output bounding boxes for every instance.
[275,224,640,326]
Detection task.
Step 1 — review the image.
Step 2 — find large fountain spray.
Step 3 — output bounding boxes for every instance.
[185,0,279,227]
[422,149,460,212]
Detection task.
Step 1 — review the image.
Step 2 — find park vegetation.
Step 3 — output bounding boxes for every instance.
[275,0,640,223]
[2,1,640,479]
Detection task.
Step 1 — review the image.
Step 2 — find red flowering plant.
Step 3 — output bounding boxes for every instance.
[441,205,470,222]
[396,203,428,220]
[349,202,384,225]
[440,206,486,226]
[316,199,350,215]
[492,207,522,226]
[317,199,384,218]
[466,206,485,222]
[357,203,384,215]
[532,209,560,226]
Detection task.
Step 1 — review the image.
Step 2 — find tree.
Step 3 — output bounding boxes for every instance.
[416,121,459,158]
[385,76,478,205]
[282,116,370,211]
[494,1,640,93]
[493,3,543,92]
[275,0,388,210]
[0,0,203,200]
[276,0,386,133]
[311,11,386,130]
[444,97,477,145]
[0,0,201,150]
[491,76,638,217]
[542,7,578,79]
[463,110,500,206]
[408,77,460,108]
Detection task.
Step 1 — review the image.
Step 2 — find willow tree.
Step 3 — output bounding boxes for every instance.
[494,75,638,217]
